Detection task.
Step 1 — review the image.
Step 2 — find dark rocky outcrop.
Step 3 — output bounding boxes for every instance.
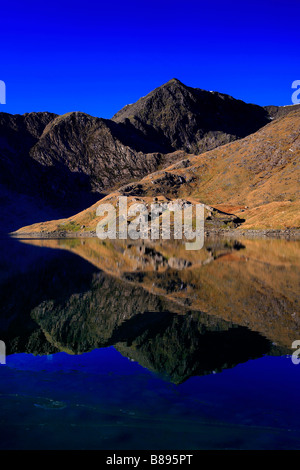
[0,80,298,234]
[113,78,271,154]
[264,103,300,120]
[0,112,163,232]
[0,112,162,207]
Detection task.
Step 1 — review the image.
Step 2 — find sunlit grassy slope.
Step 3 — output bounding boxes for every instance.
[14,109,300,234]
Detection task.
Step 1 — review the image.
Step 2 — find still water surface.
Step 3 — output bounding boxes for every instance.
[0,237,299,449]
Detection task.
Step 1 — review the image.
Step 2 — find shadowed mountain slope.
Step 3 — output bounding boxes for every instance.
[264,103,300,120]
[18,108,299,234]
[0,112,163,232]
[1,80,299,234]
[113,78,271,154]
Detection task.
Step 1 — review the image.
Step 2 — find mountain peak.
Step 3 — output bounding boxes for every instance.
[165,78,184,86]
[113,79,270,154]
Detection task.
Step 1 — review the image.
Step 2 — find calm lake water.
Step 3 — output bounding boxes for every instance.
[0,236,299,449]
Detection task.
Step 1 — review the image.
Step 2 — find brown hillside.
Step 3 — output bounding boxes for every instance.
[14,108,300,234]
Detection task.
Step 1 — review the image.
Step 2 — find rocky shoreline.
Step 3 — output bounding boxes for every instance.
[10,228,300,240]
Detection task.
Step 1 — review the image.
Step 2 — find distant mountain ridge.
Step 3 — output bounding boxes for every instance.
[17,108,300,234]
[1,79,299,233]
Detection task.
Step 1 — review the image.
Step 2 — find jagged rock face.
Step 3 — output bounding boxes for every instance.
[0,111,58,149]
[264,104,300,120]
[29,112,162,194]
[0,111,57,186]
[0,111,163,222]
[0,80,298,234]
[0,111,163,198]
[113,78,271,154]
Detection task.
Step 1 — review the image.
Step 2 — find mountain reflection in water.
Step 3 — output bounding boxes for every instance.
[0,237,299,449]
[1,237,299,380]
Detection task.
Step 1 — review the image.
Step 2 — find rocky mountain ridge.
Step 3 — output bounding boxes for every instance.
[1,79,299,233]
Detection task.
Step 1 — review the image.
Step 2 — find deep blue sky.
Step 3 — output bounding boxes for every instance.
[0,0,299,118]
